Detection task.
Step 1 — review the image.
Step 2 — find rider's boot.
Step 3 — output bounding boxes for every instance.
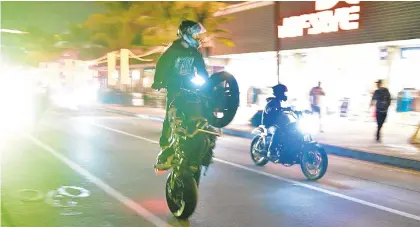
[267,140,277,160]
[154,146,175,171]
[155,119,174,171]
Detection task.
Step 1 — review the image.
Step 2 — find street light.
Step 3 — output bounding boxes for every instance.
[0,29,28,34]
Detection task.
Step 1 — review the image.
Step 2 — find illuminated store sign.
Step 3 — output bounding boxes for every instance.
[278,0,361,38]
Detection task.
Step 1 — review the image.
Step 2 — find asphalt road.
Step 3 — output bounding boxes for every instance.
[2,108,420,227]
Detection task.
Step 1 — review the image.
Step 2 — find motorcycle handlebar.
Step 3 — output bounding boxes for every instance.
[284,108,313,116]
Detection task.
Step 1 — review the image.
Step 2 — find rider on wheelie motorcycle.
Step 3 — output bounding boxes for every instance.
[262,84,291,159]
[152,20,209,170]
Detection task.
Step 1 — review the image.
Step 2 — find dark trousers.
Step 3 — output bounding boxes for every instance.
[311,105,321,117]
[376,111,387,140]
[269,128,280,152]
[159,92,177,148]
[268,126,282,156]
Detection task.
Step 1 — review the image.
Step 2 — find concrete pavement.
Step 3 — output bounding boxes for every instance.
[3,109,420,226]
[99,105,420,171]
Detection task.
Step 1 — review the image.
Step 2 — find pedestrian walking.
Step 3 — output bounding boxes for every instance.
[370,79,391,142]
[309,81,326,132]
[410,90,420,144]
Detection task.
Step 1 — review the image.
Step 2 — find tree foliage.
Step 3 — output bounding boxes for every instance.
[142,1,235,47]
[68,1,235,59]
[3,1,235,65]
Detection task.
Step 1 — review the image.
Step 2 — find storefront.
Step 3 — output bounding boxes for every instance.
[211,1,420,114]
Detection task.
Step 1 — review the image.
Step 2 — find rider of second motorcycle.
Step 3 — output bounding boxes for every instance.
[262,84,291,160]
[152,20,209,170]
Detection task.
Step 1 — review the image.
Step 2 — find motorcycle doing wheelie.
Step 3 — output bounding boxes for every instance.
[159,71,240,219]
[250,108,328,181]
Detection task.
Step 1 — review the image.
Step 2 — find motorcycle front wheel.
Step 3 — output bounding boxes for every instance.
[300,146,328,181]
[165,171,198,219]
[250,136,269,166]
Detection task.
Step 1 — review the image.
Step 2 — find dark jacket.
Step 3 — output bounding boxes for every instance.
[372,87,391,113]
[153,39,209,93]
[261,97,289,128]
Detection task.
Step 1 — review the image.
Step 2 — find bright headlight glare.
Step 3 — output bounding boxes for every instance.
[297,115,318,134]
[0,92,35,135]
[191,74,205,86]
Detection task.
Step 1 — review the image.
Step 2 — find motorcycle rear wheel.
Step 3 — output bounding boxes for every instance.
[165,171,198,219]
[206,71,240,128]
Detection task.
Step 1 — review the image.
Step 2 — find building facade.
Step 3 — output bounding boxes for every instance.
[210,1,420,112]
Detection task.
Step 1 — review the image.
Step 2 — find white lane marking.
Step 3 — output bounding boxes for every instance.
[24,134,171,227]
[89,123,420,222]
[67,117,420,177]
[90,123,159,145]
[213,158,420,221]
[329,155,420,176]
[72,116,137,120]
[78,118,420,177]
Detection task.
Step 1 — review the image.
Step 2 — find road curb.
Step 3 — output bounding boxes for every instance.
[101,107,420,171]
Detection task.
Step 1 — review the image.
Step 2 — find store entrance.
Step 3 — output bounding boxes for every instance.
[297,45,380,117]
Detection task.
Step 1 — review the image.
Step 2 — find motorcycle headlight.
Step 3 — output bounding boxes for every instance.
[191,74,205,86]
[297,115,318,134]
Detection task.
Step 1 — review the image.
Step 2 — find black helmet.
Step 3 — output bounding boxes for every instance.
[177,20,206,49]
[272,84,288,94]
[272,84,288,101]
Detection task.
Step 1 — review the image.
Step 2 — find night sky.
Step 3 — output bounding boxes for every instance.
[1,1,104,33]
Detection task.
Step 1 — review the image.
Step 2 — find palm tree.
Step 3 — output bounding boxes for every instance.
[54,24,104,60]
[142,1,235,48]
[81,2,151,51]
[55,1,163,62]
[182,1,235,48]
[59,1,234,62]
[139,2,192,46]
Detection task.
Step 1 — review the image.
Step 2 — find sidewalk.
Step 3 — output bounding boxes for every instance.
[100,104,420,171]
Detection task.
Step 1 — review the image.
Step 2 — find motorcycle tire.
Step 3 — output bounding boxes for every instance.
[193,166,202,187]
[165,172,198,219]
[250,136,269,166]
[300,146,328,181]
[206,71,240,128]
